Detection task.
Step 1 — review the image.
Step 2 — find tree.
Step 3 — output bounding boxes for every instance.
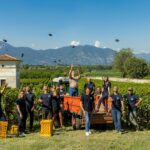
[23,64,29,69]
[124,57,149,78]
[113,48,134,77]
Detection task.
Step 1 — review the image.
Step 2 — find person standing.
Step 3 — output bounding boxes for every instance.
[80,87,95,136]
[84,78,95,96]
[57,85,65,113]
[51,89,63,128]
[16,90,27,137]
[110,86,124,133]
[25,86,35,131]
[38,85,52,119]
[0,83,7,121]
[69,65,81,96]
[96,76,111,111]
[124,87,142,131]
[69,65,81,129]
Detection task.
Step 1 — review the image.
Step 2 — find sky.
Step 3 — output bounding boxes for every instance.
[0,0,150,53]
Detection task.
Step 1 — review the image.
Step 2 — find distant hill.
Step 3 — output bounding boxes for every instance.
[0,42,116,65]
[0,42,149,65]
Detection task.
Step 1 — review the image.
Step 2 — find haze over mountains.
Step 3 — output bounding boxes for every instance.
[0,42,149,65]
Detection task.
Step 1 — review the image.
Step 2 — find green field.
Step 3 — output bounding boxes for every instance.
[1,67,150,150]
[0,128,150,150]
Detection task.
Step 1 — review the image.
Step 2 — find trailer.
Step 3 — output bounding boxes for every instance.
[63,95,113,128]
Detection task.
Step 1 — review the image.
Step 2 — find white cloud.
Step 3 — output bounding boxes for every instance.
[31,43,35,48]
[94,40,101,48]
[70,40,80,46]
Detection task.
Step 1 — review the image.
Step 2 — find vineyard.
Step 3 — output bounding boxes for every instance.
[1,67,150,129]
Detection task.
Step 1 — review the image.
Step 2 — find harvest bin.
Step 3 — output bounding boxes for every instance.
[0,121,8,138]
[10,125,18,135]
[40,120,53,137]
[64,96,113,125]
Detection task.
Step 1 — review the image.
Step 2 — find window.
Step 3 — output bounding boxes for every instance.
[1,80,6,86]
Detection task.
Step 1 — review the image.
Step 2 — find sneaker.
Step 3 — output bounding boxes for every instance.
[85,132,90,136]
[113,130,119,133]
[118,131,123,135]
[88,130,92,134]
[136,125,140,131]
[19,132,26,137]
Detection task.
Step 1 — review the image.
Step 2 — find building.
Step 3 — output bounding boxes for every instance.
[0,54,21,88]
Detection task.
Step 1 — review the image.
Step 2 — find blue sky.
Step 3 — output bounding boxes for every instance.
[0,0,150,53]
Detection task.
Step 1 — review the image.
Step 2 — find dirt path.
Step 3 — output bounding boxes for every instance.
[88,77,150,84]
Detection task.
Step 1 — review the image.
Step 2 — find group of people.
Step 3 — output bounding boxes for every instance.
[68,65,143,136]
[0,65,143,137]
[16,84,65,137]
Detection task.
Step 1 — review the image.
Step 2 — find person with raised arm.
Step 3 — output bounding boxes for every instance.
[96,76,111,112]
[68,65,81,129]
[69,65,81,96]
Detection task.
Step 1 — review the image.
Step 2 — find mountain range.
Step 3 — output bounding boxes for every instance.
[0,42,149,65]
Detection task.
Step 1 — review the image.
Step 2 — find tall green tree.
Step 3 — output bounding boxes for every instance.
[124,57,149,78]
[113,48,134,77]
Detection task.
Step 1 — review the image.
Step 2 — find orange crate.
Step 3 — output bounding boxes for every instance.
[64,96,81,114]
[0,121,8,138]
[10,125,18,135]
[40,120,53,137]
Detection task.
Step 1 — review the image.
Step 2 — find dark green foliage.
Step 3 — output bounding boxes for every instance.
[2,88,19,127]
[124,57,149,78]
[113,48,134,77]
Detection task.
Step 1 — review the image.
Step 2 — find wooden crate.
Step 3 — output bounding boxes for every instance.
[0,121,8,138]
[10,125,18,135]
[40,120,53,137]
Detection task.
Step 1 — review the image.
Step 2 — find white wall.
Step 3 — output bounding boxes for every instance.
[0,61,20,88]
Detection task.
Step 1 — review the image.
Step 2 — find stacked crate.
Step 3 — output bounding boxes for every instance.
[0,121,8,138]
[40,120,53,137]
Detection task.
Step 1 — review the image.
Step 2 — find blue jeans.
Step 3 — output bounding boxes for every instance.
[111,109,121,131]
[69,87,78,96]
[85,111,93,132]
[97,93,108,109]
[129,110,138,127]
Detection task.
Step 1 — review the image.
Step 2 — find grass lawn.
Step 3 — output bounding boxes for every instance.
[0,127,150,150]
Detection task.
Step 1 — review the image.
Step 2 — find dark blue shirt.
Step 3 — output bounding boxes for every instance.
[52,95,61,111]
[124,94,139,111]
[110,93,122,111]
[84,82,95,92]
[25,92,35,108]
[40,93,52,110]
[81,94,94,112]
[102,81,111,95]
